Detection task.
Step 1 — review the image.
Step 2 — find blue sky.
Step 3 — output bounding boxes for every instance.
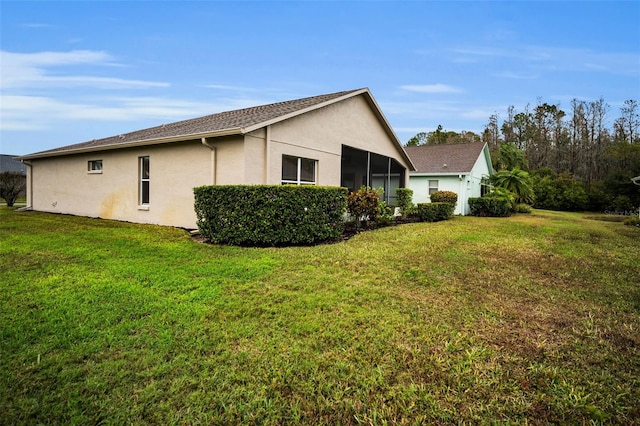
[1,1,639,155]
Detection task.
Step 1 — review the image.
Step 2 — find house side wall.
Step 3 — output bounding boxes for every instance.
[410,175,467,215]
[30,141,213,228]
[409,148,493,216]
[212,136,246,184]
[264,95,411,186]
[466,150,492,203]
[243,130,268,184]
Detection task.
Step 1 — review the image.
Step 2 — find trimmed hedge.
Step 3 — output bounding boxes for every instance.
[416,202,454,222]
[430,190,458,206]
[194,185,348,246]
[468,197,512,217]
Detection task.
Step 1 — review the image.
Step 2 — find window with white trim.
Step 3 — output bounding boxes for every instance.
[281,155,316,185]
[88,160,103,173]
[139,156,150,205]
[428,179,439,195]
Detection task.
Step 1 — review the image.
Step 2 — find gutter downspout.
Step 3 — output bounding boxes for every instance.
[201,138,216,185]
[21,160,33,210]
[459,174,464,216]
[265,125,271,183]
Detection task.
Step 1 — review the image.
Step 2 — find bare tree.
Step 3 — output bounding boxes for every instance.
[0,172,26,207]
[482,113,501,152]
[614,99,639,144]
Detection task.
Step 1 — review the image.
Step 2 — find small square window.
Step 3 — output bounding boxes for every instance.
[428,180,439,195]
[88,160,103,173]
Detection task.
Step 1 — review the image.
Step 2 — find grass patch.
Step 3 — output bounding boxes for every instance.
[1,208,639,424]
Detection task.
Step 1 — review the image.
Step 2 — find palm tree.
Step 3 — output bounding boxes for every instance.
[490,168,535,204]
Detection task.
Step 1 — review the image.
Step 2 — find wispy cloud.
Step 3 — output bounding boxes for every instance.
[450,45,639,76]
[379,100,463,118]
[0,50,168,90]
[0,49,290,134]
[0,94,268,132]
[203,84,260,92]
[19,23,55,29]
[492,71,539,80]
[399,84,464,94]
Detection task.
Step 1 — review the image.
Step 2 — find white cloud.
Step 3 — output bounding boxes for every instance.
[399,84,464,94]
[0,94,270,132]
[0,50,168,90]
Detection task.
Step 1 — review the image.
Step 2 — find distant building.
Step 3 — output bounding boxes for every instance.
[405,142,494,215]
[0,154,27,175]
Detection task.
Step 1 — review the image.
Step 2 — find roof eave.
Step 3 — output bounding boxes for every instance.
[410,172,470,176]
[17,128,243,160]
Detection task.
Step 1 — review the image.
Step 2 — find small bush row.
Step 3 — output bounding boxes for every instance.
[194,185,347,246]
[194,185,463,247]
[468,196,512,217]
[417,202,454,222]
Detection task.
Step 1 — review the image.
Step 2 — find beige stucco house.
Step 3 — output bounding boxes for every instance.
[18,88,414,228]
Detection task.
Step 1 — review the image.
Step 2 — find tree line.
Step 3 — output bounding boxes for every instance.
[406,98,640,212]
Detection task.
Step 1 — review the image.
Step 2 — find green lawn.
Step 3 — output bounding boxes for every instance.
[1,207,639,424]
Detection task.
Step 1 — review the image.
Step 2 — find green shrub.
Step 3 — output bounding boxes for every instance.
[486,187,516,211]
[490,168,534,204]
[532,170,588,211]
[586,181,612,212]
[347,186,381,227]
[377,200,395,227]
[468,197,512,217]
[416,202,454,222]
[623,215,640,227]
[514,203,532,213]
[395,188,414,216]
[430,190,458,207]
[193,185,347,246]
[608,195,634,213]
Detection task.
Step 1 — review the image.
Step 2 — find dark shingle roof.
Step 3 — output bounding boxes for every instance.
[23,89,366,158]
[404,142,487,174]
[0,155,27,174]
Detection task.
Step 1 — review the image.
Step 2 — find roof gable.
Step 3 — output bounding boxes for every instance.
[405,142,488,174]
[20,88,412,169]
